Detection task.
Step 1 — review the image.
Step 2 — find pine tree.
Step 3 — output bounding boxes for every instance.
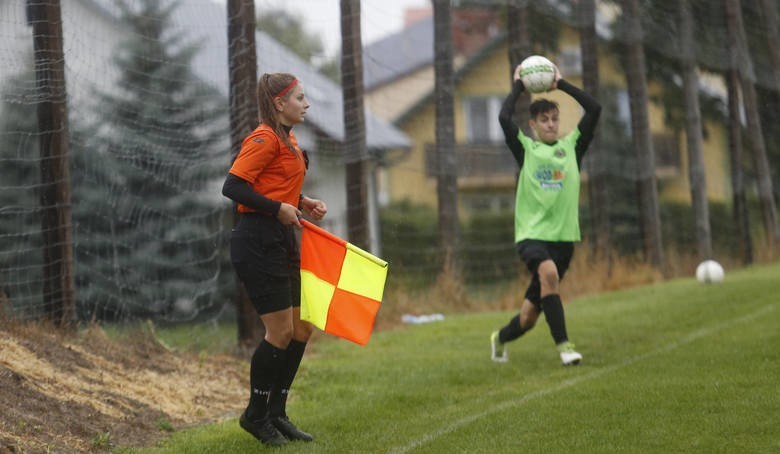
[0,67,44,315]
[74,0,229,320]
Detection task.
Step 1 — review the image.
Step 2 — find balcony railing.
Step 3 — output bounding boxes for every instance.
[424,135,681,188]
[425,143,517,176]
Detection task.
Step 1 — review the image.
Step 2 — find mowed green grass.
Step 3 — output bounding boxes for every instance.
[138,262,780,453]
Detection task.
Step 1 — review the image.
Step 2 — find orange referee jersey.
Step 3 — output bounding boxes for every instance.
[229,123,307,213]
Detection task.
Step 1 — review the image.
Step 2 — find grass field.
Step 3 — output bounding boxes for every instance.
[137,262,779,453]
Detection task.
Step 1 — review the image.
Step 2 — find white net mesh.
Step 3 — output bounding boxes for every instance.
[1,0,778,324]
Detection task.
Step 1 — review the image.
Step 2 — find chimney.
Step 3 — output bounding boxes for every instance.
[404,7,433,27]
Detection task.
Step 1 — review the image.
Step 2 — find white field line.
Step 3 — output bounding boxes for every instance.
[388,303,777,454]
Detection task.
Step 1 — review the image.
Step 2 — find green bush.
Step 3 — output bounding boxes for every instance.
[459,211,520,284]
[380,200,440,288]
[380,201,519,287]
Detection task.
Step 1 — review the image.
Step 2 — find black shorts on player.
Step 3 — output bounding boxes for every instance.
[516,239,574,309]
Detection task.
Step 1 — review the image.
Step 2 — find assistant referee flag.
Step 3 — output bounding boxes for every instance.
[299,220,388,345]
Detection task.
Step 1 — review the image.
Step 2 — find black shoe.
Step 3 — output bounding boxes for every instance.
[272,416,314,442]
[239,411,288,446]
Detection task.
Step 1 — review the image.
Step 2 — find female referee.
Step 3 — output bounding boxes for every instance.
[222,72,327,446]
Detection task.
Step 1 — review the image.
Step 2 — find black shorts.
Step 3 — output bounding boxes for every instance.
[516,239,574,308]
[230,213,300,315]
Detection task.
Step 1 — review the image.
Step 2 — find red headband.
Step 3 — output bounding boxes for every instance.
[274,78,298,98]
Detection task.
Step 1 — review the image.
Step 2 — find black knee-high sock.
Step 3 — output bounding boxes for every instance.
[498,315,527,343]
[246,339,285,420]
[540,294,568,345]
[268,340,306,418]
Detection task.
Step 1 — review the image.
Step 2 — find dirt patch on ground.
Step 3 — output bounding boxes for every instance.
[0,319,247,453]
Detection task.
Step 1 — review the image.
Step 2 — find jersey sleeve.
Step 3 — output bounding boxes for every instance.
[498,79,527,168]
[229,129,279,183]
[556,79,601,166]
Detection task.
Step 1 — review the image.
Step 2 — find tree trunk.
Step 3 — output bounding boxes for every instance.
[621,0,665,271]
[759,0,780,90]
[341,0,370,250]
[0,286,9,319]
[29,0,75,330]
[723,0,754,265]
[725,69,753,264]
[725,0,779,249]
[507,0,531,136]
[433,0,459,273]
[679,0,713,261]
[227,0,262,350]
[577,0,611,265]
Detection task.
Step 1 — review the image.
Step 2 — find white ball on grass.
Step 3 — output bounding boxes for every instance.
[696,260,724,284]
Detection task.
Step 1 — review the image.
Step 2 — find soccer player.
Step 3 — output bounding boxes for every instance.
[490,62,601,366]
[222,72,327,445]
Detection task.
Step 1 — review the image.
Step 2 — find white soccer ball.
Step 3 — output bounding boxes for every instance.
[517,55,557,93]
[696,260,724,284]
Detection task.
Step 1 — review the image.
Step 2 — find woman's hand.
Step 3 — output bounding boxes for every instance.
[300,197,327,221]
[277,202,302,228]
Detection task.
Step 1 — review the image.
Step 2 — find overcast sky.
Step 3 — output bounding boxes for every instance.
[227,0,430,56]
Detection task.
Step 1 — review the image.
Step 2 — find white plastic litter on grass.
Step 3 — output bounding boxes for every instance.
[401,313,445,324]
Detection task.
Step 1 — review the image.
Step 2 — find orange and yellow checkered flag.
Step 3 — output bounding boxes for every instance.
[299,220,388,345]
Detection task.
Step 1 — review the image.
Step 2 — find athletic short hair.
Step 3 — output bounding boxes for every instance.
[529,98,559,119]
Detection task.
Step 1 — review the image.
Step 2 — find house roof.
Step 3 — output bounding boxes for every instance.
[366,4,620,127]
[363,16,434,90]
[394,30,509,126]
[84,0,410,150]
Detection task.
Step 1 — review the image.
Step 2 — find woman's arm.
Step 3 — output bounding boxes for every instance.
[221,173,281,216]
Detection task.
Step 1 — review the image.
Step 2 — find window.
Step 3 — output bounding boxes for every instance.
[616,89,631,135]
[557,47,582,77]
[464,96,504,144]
[652,133,680,170]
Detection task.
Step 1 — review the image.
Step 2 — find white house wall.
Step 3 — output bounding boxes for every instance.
[0,1,124,123]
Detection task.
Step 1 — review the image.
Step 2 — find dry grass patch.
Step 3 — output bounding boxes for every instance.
[0,320,246,453]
